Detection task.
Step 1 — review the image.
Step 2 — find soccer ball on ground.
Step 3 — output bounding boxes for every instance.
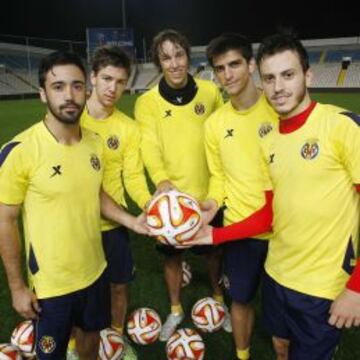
[191,297,225,332]
[166,328,205,360]
[181,261,192,288]
[10,320,36,358]
[126,308,162,345]
[0,344,22,360]
[146,190,202,247]
[98,328,125,360]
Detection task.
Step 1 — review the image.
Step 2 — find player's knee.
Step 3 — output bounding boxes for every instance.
[111,283,127,297]
[272,336,289,360]
[164,254,182,268]
[76,331,99,360]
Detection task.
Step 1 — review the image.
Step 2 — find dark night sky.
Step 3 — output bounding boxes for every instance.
[1,0,359,56]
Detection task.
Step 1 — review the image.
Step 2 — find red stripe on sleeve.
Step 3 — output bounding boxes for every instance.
[346,187,360,291]
[347,259,360,293]
[213,191,273,245]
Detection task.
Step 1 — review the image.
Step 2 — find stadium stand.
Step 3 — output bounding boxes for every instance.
[1,36,359,96]
[308,51,322,64]
[131,63,158,91]
[126,65,138,93]
[0,42,52,97]
[0,66,37,95]
[191,55,207,68]
[310,63,341,88]
[326,49,360,62]
[343,62,360,87]
[196,67,214,81]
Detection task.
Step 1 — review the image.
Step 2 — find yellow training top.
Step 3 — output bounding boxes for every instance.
[205,94,277,233]
[0,122,106,298]
[262,104,360,299]
[135,78,223,201]
[81,108,151,231]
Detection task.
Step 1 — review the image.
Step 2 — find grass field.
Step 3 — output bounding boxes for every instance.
[0,92,360,359]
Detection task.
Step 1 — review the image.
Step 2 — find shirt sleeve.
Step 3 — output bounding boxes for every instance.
[347,258,360,293]
[122,123,151,209]
[134,95,169,187]
[205,115,225,207]
[0,141,29,205]
[333,112,360,185]
[214,86,224,110]
[213,190,273,245]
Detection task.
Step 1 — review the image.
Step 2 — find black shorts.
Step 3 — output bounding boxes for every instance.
[262,273,341,360]
[223,238,268,303]
[102,226,135,284]
[34,271,111,359]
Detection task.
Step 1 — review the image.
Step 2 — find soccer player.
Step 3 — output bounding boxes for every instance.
[134,29,231,341]
[80,45,151,360]
[188,31,360,359]
[0,51,148,360]
[200,33,278,360]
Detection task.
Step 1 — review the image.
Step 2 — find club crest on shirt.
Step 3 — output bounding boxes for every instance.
[39,336,56,354]
[194,103,205,115]
[258,122,273,138]
[90,154,101,171]
[107,135,120,150]
[300,139,319,160]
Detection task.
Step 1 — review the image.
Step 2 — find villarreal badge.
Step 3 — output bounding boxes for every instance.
[194,103,205,115]
[39,336,56,354]
[90,154,101,171]
[258,122,273,138]
[300,139,319,160]
[107,135,120,150]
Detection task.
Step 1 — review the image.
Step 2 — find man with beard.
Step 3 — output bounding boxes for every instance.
[134,29,231,341]
[187,31,360,360]
[0,51,148,360]
[255,30,360,360]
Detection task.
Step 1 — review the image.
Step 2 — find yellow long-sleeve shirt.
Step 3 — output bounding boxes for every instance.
[81,108,151,231]
[135,78,223,201]
[205,94,278,231]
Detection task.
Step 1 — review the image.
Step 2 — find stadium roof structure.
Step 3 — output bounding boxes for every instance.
[191,36,360,54]
[0,42,53,56]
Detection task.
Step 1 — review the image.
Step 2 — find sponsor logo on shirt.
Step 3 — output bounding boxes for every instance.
[194,103,205,115]
[164,109,172,118]
[300,139,319,160]
[224,129,234,139]
[50,165,62,177]
[258,122,273,138]
[107,135,120,150]
[39,336,56,354]
[90,154,101,171]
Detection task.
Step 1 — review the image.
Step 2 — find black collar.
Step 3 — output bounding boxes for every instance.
[158,74,198,106]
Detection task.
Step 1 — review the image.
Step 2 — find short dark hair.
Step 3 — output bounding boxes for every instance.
[151,29,190,70]
[38,51,86,88]
[256,30,309,72]
[206,33,253,67]
[91,45,132,77]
